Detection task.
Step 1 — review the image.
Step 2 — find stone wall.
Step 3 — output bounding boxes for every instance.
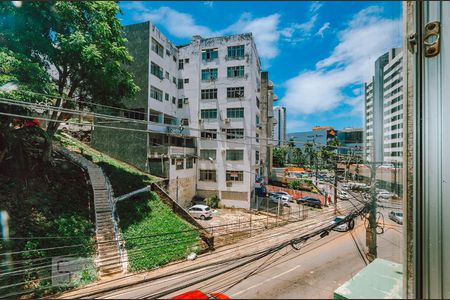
[167,176,197,208]
[91,122,148,172]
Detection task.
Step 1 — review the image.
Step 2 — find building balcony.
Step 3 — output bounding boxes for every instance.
[148,145,196,158]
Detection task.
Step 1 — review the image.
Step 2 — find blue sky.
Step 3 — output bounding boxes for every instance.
[118,1,402,133]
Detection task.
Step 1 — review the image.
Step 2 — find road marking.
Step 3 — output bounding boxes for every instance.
[230,264,302,297]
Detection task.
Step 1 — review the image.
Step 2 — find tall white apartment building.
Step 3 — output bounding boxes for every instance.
[93,21,266,209]
[382,49,403,163]
[363,48,403,163]
[273,106,286,146]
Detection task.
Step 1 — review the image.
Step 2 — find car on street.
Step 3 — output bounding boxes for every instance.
[341,184,349,191]
[272,191,293,202]
[337,191,350,200]
[297,197,322,208]
[269,192,290,206]
[389,211,403,224]
[331,216,355,232]
[377,191,396,199]
[187,205,212,220]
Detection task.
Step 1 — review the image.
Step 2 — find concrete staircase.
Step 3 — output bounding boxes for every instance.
[54,145,123,277]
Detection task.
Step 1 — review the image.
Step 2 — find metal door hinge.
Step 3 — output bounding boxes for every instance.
[424,21,440,57]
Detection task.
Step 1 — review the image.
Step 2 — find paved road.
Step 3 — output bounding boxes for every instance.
[58,191,402,299]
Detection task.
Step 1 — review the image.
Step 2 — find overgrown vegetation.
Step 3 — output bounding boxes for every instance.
[56,133,200,272]
[0,146,96,297]
[288,179,317,193]
[205,195,220,208]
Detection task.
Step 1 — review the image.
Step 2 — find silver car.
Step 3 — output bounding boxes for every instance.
[389,211,403,224]
[331,216,355,232]
[273,191,293,202]
[188,205,212,220]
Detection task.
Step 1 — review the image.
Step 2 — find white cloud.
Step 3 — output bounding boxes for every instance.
[221,13,281,59]
[121,3,325,62]
[309,2,323,13]
[315,22,330,37]
[203,1,214,8]
[281,6,401,117]
[122,3,213,38]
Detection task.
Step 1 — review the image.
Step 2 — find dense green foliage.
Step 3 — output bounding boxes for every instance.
[0,148,96,297]
[205,195,220,209]
[56,134,200,272]
[0,1,139,136]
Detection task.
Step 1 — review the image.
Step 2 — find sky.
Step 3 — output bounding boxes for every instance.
[118,1,403,133]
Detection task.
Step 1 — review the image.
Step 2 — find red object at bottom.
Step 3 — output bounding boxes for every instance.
[171,290,230,299]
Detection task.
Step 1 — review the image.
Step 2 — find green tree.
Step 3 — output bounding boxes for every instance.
[0,1,139,136]
[273,147,287,167]
[292,147,305,166]
[304,143,317,167]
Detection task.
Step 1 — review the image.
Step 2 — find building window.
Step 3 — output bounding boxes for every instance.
[226,149,244,161]
[201,89,217,100]
[200,170,216,182]
[200,149,216,160]
[184,78,189,84]
[227,108,244,119]
[256,97,260,109]
[184,58,189,63]
[227,66,244,78]
[226,128,244,139]
[202,48,218,61]
[178,59,184,70]
[173,76,176,84]
[186,158,194,169]
[171,158,175,165]
[172,96,176,104]
[176,159,184,170]
[201,68,218,81]
[256,115,260,125]
[150,86,163,101]
[124,108,145,120]
[165,71,169,80]
[201,129,217,139]
[181,118,189,126]
[256,151,259,164]
[226,170,244,182]
[256,133,259,143]
[227,45,244,59]
[151,62,164,80]
[165,49,171,57]
[149,112,159,123]
[178,79,184,89]
[151,38,164,57]
[173,55,177,62]
[178,99,183,109]
[227,87,245,98]
[201,109,217,119]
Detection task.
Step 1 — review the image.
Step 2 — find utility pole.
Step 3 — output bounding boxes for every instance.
[334,158,338,215]
[366,161,378,261]
[176,176,179,204]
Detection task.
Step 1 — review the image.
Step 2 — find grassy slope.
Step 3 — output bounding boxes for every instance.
[55,133,200,272]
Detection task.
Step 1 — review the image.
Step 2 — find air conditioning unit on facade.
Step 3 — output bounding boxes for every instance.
[224,118,231,124]
[226,182,233,187]
[199,119,204,125]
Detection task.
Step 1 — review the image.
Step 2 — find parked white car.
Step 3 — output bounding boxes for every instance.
[272,191,293,202]
[269,193,290,206]
[188,205,212,220]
